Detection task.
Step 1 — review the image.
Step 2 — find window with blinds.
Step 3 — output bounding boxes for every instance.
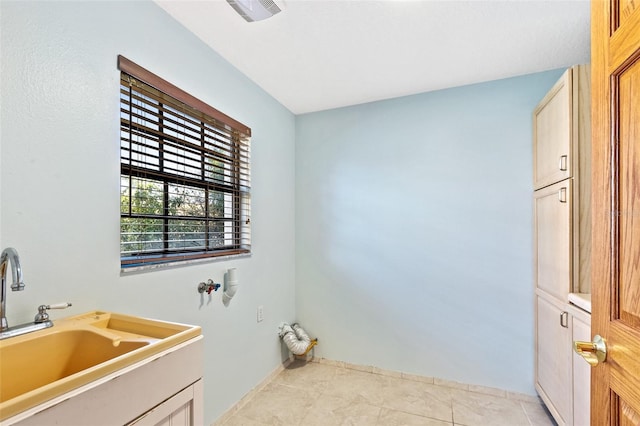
[118,56,251,268]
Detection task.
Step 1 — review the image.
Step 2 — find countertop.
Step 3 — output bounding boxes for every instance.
[568,293,591,314]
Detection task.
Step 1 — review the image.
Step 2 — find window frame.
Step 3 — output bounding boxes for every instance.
[118,55,251,269]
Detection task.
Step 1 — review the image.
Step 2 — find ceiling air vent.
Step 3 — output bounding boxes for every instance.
[226,0,283,22]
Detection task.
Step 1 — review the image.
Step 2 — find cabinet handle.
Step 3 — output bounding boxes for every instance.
[559,155,568,171]
[558,187,567,203]
[560,311,569,328]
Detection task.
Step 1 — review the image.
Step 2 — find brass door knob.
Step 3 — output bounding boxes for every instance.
[574,334,607,366]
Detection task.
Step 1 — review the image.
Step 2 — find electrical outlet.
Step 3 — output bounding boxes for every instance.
[257,305,264,323]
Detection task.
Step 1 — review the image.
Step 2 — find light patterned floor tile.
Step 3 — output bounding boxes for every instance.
[378,408,453,425]
[222,414,271,426]
[451,389,530,426]
[380,376,454,422]
[507,391,542,403]
[521,401,557,426]
[232,382,319,425]
[321,367,393,406]
[300,393,381,426]
[272,360,342,392]
[218,362,555,426]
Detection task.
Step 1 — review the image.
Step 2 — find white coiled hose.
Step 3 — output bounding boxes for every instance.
[278,322,312,355]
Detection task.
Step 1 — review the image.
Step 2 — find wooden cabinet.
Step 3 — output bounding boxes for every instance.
[533,64,591,426]
[534,180,572,300]
[128,380,204,426]
[535,293,592,426]
[533,69,572,189]
[571,307,591,426]
[535,293,573,425]
[533,66,591,191]
[3,337,203,426]
[533,64,592,296]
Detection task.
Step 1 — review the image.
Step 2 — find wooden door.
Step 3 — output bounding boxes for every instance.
[591,0,640,424]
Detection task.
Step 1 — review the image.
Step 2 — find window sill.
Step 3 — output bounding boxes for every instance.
[120,252,252,275]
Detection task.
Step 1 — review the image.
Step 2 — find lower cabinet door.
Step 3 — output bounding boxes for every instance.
[535,293,573,426]
[128,379,203,426]
[571,308,591,426]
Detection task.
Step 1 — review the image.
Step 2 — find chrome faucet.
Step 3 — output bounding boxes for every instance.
[1,247,25,331]
[0,247,71,339]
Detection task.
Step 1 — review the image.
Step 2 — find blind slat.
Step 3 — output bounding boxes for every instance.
[121,94,238,150]
[118,55,251,137]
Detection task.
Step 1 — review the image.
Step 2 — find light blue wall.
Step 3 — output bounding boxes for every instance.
[295,70,564,394]
[1,1,295,423]
[2,0,569,415]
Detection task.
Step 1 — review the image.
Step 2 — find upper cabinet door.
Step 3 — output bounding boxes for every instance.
[533,69,572,190]
[534,180,572,300]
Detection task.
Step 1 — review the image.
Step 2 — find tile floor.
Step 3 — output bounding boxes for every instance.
[220,360,556,426]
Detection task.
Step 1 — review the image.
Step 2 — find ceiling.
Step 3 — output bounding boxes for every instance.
[155,0,590,115]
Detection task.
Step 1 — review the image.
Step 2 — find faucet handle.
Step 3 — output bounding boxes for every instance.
[34,302,72,323]
[45,303,72,310]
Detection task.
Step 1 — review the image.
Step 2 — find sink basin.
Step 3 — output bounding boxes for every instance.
[0,311,201,421]
[1,329,148,401]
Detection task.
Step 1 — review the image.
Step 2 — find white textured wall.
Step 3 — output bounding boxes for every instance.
[295,71,564,395]
[0,1,295,423]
